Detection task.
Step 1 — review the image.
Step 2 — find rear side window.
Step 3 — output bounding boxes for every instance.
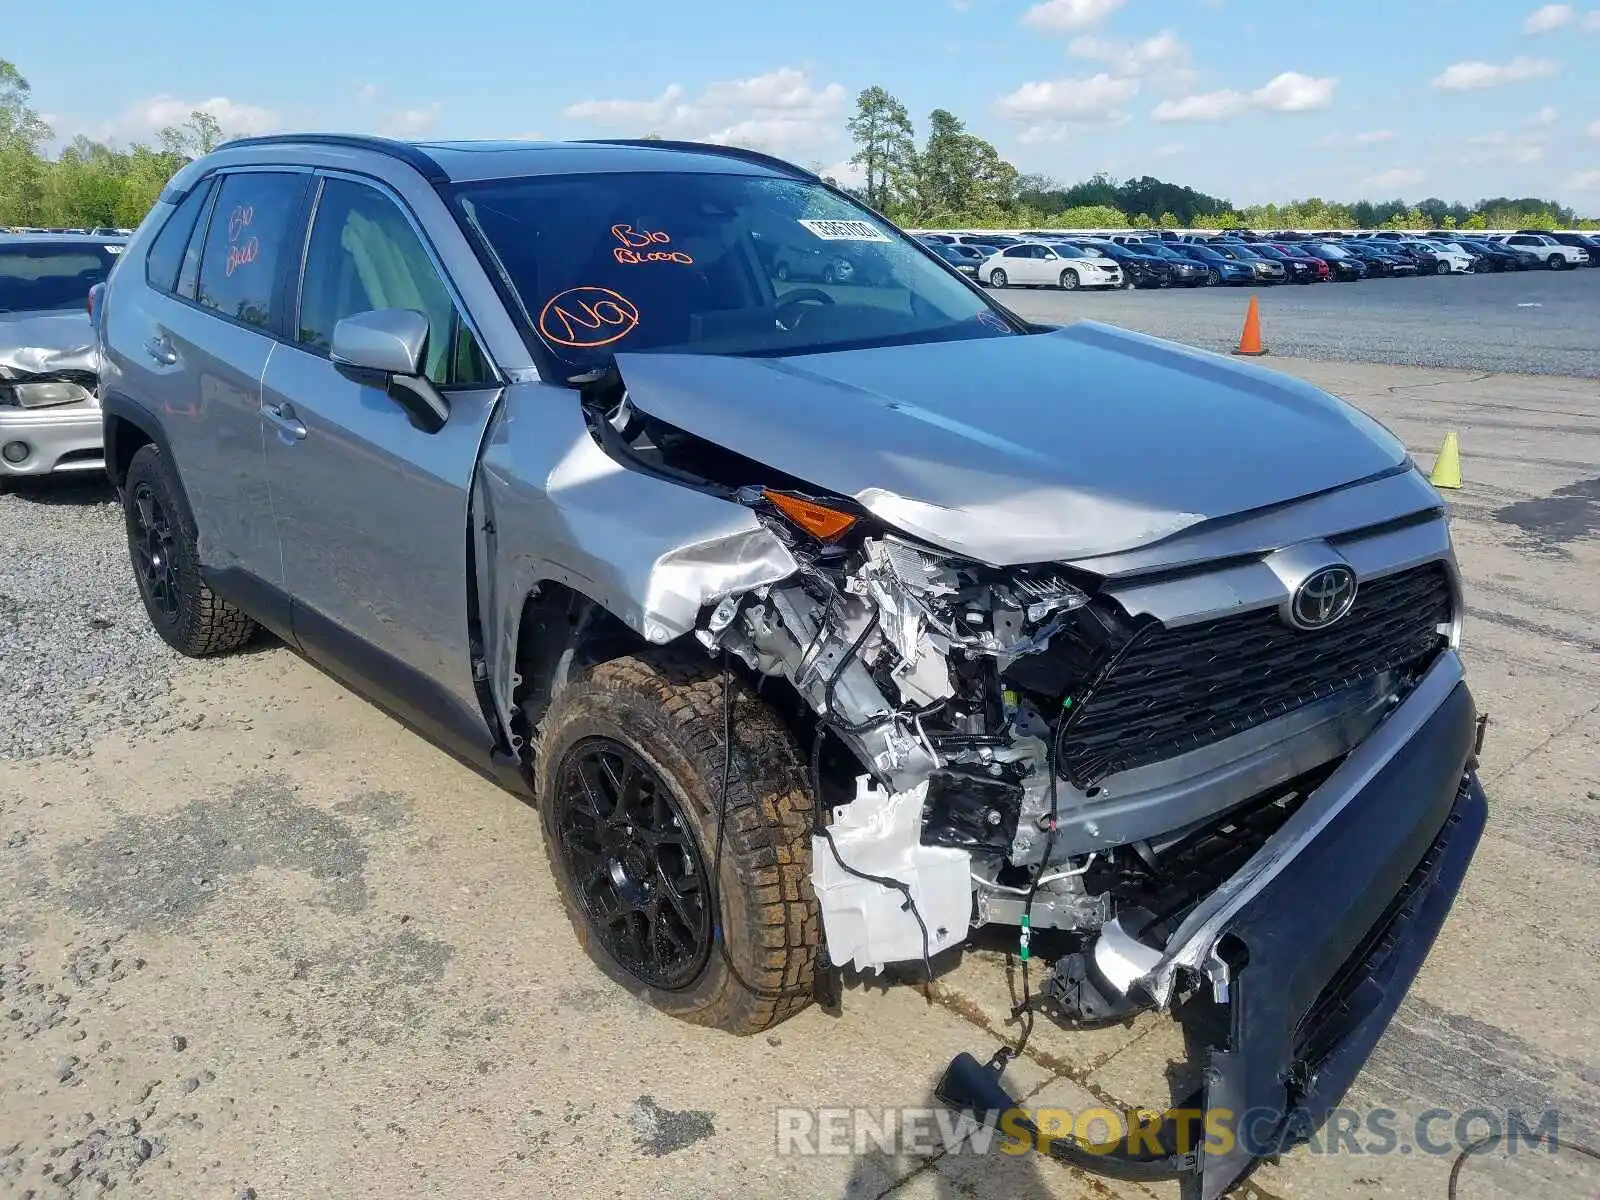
[195,172,306,332]
[144,177,215,293]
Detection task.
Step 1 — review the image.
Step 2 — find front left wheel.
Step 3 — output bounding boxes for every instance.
[121,443,257,658]
[535,652,818,1035]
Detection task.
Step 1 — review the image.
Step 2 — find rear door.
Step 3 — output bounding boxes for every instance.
[106,168,310,592]
[259,172,503,738]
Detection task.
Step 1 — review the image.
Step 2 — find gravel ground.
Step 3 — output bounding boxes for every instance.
[994,268,1600,377]
[0,362,1595,1198]
[0,476,200,761]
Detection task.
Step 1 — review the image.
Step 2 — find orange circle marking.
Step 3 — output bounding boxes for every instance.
[538,286,641,349]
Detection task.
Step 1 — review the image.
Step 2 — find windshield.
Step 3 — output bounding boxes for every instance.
[451,172,1017,371]
[1310,243,1348,259]
[0,243,119,314]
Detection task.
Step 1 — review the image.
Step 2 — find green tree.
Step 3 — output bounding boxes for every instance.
[846,86,915,213]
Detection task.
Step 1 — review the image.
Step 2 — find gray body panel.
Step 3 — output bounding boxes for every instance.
[474,383,799,734]
[105,282,281,582]
[260,342,500,720]
[613,321,1408,565]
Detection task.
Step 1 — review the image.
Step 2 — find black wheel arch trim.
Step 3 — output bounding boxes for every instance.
[101,391,177,497]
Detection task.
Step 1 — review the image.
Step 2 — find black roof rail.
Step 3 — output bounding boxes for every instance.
[214,133,449,184]
[576,138,817,180]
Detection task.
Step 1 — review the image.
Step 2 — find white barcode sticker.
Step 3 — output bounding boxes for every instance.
[798,218,891,243]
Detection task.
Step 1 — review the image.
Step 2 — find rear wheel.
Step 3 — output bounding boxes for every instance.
[121,444,257,658]
[989,268,1008,288]
[1059,269,1080,291]
[535,653,818,1034]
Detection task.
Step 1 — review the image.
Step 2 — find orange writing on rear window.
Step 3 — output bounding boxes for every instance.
[611,224,693,265]
[225,237,260,277]
[538,286,641,348]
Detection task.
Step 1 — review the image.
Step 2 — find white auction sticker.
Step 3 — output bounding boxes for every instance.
[798,218,891,243]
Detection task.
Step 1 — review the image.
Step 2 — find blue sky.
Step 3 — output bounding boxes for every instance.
[10,0,1600,210]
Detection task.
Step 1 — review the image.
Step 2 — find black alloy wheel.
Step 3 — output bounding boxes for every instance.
[554,738,712,991]
[129,481,180,623]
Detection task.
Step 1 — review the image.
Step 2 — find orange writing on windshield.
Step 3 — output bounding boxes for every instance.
[538,286,641,348]
[611,224,693,265]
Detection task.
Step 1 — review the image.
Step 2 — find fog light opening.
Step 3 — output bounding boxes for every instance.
[2,440,31,465]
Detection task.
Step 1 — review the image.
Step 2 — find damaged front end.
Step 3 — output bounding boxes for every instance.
[0,317,104,477]
[583,365,1485,1199]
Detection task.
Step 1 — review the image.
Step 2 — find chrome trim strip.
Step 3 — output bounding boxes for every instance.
[1105,516,1453,629]
[1138,648,1466,1007]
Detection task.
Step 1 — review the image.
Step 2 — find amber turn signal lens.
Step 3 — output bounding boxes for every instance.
[762,490,857,541]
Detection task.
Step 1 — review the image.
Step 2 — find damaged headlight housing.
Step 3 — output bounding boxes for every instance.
[0,379,95,409]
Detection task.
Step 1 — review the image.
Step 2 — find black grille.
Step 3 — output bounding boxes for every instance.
[1059,563,1453,786]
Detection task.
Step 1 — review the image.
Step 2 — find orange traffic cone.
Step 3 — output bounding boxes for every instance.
[1233,295,1267,356]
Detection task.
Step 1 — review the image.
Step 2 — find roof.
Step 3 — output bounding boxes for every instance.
[0,233,128,246]
[214,134,818,185]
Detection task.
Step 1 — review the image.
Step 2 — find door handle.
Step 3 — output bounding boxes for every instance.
[143,335,178,365]
[262,400,307,441]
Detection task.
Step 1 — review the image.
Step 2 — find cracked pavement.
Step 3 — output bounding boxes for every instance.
[1,357,1596,1199]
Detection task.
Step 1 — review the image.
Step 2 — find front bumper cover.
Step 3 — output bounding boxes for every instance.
[938,653,1487,1199]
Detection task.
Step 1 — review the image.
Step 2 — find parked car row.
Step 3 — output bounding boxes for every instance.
[912,226,1597,292]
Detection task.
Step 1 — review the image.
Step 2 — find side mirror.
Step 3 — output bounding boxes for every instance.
[330,309,450,434]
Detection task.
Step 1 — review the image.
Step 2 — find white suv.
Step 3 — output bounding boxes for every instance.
[1494,233,1589,269]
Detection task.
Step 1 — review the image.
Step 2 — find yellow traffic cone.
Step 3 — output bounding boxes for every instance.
[1429,432,1462,489]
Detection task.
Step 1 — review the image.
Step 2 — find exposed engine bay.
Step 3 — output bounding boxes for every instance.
[577,374,1456,1024]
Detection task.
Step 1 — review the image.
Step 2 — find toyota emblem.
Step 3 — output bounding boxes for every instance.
[1290,566,1358,630]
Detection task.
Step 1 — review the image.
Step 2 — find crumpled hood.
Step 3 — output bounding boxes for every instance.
[0,310,98,379]
[615,321,1408,565]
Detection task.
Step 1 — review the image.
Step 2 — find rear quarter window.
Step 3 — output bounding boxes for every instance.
[144,177,217,294]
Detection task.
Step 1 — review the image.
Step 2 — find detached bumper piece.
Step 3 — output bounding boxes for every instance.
[937,675,1487,1199]
[1192,682,1485,1199]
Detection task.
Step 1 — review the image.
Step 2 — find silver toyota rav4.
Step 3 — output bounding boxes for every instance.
[98,135,1487,1197]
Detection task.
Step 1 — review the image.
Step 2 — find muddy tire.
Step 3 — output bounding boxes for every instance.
[535,652,818,1034]
[122,443,257,658]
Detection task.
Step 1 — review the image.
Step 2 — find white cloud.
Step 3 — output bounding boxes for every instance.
[1251,71,1338,111]
[1432,56,1559,89]
[1151,72,1336,121]
[562,69,845,155]
[1361,167,1426,192]
[994,73,1139,121]
[94,95,281,145]
[1522,3,1574,31]
[1016,124,1075,145]
[1067,30,1190,75]
[1530,105,1561,125]
[1020,0,1124,33]
[356,83,384,103]
[1154,142,1191,157]
[564,83,689,125]
[379,102,442,138]
[1322,128,1398,148]
[1588,10,1600,29]
[1566,169,1600,189]
[1463,129,1549,164]
[1152,89,1248,121]
[821,159,866,188]
[1590,119,1600,137]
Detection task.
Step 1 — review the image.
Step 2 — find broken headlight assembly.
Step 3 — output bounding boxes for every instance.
[0,375,96,409]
